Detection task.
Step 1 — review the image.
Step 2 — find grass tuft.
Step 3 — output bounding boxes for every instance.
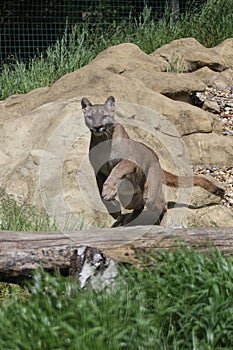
[0,190,56,231]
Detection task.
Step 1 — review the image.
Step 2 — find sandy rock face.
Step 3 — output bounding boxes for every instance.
[0,38,232,228]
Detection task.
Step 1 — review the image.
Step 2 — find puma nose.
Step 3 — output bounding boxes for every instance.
[94,125,106,133]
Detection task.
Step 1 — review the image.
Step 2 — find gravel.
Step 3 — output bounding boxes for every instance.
[192,86,233,210]
[194,86,233,136]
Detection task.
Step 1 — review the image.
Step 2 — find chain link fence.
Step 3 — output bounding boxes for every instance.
[0,1,203,65]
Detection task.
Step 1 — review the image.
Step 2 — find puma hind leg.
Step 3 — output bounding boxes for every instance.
[143,167,167,225]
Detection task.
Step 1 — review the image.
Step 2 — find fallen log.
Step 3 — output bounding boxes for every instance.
[0,226,233,284]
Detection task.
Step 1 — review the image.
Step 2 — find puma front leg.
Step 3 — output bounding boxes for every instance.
[96,171,121,220]
[102,160,138,201]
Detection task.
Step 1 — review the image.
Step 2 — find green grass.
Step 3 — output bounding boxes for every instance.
[1,248,233,349]
[0,0,232,100]
[0,190,56,231]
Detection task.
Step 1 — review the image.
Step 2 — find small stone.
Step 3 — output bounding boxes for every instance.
[203,100,221,113]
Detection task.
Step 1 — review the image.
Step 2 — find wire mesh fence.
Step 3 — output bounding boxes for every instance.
[0,1,202,66]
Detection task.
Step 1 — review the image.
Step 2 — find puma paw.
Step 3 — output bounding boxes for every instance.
[102,182,117,201]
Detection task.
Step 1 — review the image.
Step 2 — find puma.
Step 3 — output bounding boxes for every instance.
[81,96,225,226]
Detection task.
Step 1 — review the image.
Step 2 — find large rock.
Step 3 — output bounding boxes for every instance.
[0,38,232,228]
[194,67,233,89]
[151,37,233,72]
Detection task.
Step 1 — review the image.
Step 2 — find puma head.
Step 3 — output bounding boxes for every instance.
[81,96,115,134]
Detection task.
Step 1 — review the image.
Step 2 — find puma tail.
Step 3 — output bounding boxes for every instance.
[163,170,225,198]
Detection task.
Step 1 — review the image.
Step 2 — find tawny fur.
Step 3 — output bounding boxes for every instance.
[163,170,224,197]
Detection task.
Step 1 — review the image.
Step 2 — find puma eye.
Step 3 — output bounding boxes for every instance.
[86,115,94,121]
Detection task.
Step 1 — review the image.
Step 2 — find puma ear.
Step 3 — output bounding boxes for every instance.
[81,97,92,110]
[105,96,115,111]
